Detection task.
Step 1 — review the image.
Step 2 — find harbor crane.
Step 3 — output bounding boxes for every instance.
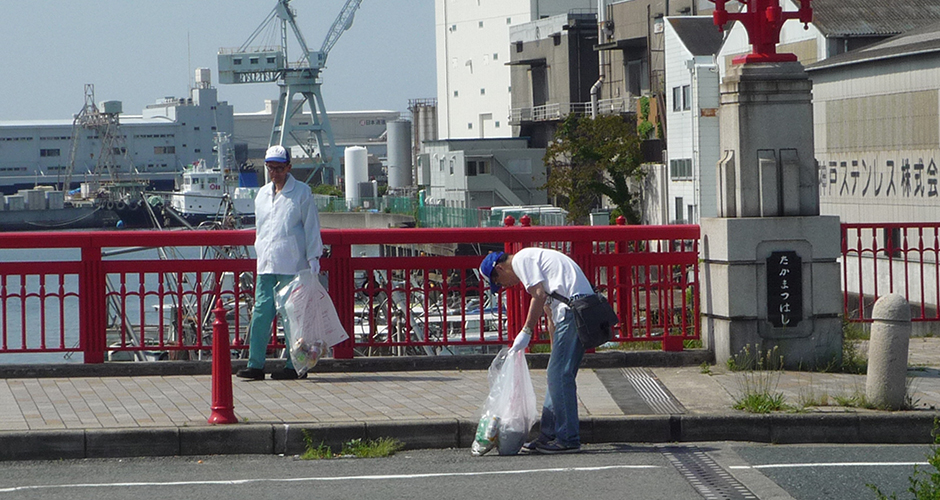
[60,84,135,197]
[218,0,363,185]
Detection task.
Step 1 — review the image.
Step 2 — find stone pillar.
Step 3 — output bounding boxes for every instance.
[866,294,911,410]
[702,62,843,370]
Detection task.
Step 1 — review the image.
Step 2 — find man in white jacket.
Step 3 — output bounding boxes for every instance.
[236,145,323,380]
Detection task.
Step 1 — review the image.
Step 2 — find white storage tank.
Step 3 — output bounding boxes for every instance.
[21,189,46,210]
[344,146,368,207]
[387,120,413,189]
[6,195,25,211]
[195,67,211,86]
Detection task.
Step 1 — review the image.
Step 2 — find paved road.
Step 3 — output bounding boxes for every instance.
[0,442,931,500]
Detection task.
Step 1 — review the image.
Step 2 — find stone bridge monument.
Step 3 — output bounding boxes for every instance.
[702,0,843,369]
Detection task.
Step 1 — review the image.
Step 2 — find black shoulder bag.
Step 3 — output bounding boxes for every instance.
[549,291,620,349]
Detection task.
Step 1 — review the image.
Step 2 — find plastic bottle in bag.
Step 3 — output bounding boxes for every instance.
[470,414,500,456]
[292,337,327,373]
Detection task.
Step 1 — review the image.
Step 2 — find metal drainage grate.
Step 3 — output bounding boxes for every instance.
[660,446,758,500]
[622,367,686,415]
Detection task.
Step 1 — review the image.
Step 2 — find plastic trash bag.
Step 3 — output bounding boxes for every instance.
[275,270,348,376]
[470,348,538,456]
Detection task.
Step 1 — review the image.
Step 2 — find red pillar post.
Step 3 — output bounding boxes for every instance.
[208,299,238,424]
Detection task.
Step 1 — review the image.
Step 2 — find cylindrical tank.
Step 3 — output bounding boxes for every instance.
[414,102,439,149]
[344,146,368,207]
[195,67,211,86]
[387,120,413,189]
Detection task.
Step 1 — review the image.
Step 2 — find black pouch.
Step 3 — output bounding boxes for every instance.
[551,292,619,349]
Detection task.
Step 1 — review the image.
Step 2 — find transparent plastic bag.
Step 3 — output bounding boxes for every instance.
[470,348,538,456]
[275,270,348,376]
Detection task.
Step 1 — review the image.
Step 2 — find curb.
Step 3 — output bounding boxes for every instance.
[0,349,714,379]
[3,412,938,462]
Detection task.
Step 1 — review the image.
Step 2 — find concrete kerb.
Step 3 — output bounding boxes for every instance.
[2,412,939,461]
[0,349,714,379]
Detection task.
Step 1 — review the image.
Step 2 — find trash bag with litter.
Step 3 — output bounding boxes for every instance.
[470,348,538,456]
[275,269,348,376]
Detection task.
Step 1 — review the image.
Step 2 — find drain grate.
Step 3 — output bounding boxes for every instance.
[660,446,758,500]
[621,367,686,415]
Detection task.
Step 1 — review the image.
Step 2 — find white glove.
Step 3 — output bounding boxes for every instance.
[509,329,531,353]
[308,258,320,274]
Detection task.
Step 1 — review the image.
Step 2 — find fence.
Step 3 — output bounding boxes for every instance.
[0,224,700,363]
[842,222,940,323]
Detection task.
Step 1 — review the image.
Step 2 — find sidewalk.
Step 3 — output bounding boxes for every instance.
[1,340,940,460]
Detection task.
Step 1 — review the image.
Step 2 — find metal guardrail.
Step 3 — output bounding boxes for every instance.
[842,223,940,323]
[0,225,701,363]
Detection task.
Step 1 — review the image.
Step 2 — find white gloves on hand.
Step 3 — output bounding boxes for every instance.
[308,258,320,274]
[509,329,531,353]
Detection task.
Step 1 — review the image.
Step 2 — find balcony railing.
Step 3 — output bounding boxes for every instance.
[510,97,634,125]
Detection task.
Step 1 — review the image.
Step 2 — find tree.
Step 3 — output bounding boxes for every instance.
[543,114,646,224]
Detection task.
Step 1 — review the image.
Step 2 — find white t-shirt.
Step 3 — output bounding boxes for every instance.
[254,174,323,275]
[510,247,594,324]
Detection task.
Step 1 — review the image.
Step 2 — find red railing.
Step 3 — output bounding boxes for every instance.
[842,223,940,322]
[0,225,700,363]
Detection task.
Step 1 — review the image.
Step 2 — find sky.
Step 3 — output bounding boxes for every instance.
[0,1,437,121]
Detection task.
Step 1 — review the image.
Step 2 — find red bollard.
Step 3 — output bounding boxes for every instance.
[503,215,515,226]
[520,214,531,227]
[616,215,626,225]
[208,298,238,424]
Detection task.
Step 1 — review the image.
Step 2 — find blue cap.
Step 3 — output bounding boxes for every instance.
[479,251,504,293]
[265,145,290,163]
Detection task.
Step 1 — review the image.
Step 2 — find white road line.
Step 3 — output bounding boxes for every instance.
[0,464,662,493]
[730,462,929,470]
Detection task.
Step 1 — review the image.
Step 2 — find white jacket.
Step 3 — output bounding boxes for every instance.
[254,174,322,275]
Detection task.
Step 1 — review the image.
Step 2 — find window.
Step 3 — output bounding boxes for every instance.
[675,197,684,223]
[233,58,242,65]
[466,160,477,176]
[249,57,259,64]
[439,158,445,172]
[479,21,484,28]
[493,53,499,60]
[480,88,485,95]
[682,85,691,110]
[506,17,512,24]
[154,146,176,154]
[687,205,696,224]
[468,122,473,129]
[454,90,459,97]
[449,158,454,175]
[670,159,692,179]
[495,121,500,128]
[266,56,276,64]
[672,87,681,112]
[40,148,60,157]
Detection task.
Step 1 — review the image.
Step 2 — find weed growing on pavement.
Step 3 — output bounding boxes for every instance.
[300,431,405,460]
[700,362,712,375]
[839,320,869,374]
[869,420,940,499]
[730,345,790,413]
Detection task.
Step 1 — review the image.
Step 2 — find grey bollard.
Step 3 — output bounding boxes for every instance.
[866,294,911,410]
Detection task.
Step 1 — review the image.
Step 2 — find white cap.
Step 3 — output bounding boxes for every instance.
[265,145,290,163]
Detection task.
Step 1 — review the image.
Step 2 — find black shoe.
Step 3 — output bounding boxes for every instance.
[270,368,307,380]
[235,367,265,380]
[536,440,581,454]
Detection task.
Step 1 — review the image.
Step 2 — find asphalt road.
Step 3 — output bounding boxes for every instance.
[0,443,932,500]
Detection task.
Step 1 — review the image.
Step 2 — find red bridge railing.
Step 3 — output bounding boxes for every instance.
[0,224,700,363]
[842,223,940,323]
